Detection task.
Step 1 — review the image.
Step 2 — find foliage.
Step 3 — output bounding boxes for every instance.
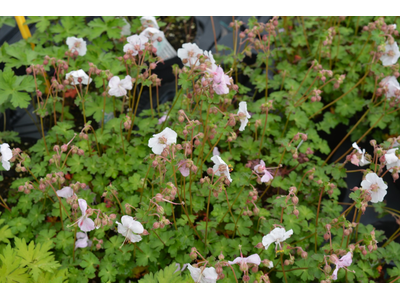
[0,16,400,283]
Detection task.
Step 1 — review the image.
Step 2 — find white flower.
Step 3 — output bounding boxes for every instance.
[212,147,220,156]
[385,148,398,164]
[148,127,177,155]
[56,186,75,199]
[228,254,261,266]
[116,215,144,244]
[77,199,95,232]
[352,142,370,166]
[140,16,159,29]
[386,149,400,173]
[177,43,203,67]
[262,227,293,250]
[360,173,388,203]
[66,37,87,56]
[268,261,274,269]
[237,102,251,131]
[0,143,12,171]
[203,50,217,71]
[65,69,92,85]
[211,155,232,182]
[380,41,400,66]
[108,75,133,97]
[75,232,92,249]
[187,265,218,283]
[381,76,400,99]
[123,34,148,56]
[140,27,164,42]
[120,18,131,36]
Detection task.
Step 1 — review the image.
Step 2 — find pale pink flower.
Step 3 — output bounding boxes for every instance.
[187,265,218,283]
[177,43,203,67]
[352,142,370,166]
[123,34,148,56]
[254,160,274,183]
[212,147,220,156]
[77,199,95,232]
[386,149,400,173]
[237,102,251,131]
[66,37,87,56]
[360,173,388,203]
[228,254,261,266]
[140,27,164,42]
[158,114,169,125]
[75,232,92,249]
[116,215,144,244]
[178,160,190,177]
[0,143,12,171]
[385,148,398,164]
[381,76,400,99]
[120,18,131,36]
[56,186,75,199]
[211,66,231,95]
[211,155,232,182]
[262,227,293,250]
[380,41,400,66]
[148,127,177,155]
[65,69,92,85]
[140,16,159,29]
[332,252,353,280]
[108,75,132,97]
[203,50,217,70]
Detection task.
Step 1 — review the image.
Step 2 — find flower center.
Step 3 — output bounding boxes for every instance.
[158,136,167,144]
[257,165,266,173]
[370,183,379,192]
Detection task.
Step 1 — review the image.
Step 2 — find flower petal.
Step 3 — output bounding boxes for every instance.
[79,217,95,232]
[78,199,87,214]
[245,254,261,265]
[56,187,74,199]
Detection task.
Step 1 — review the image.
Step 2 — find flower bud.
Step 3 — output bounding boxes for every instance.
[157,205,165,215]
[189,251,197,260]
[324,264,332,273]
[255,242,264,249]
[218,252,225,260]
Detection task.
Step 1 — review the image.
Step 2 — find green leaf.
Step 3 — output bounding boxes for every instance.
[79,252,100,279]
[0,223,14,244]
[138,263,189,283]
[14,238,61,282]
[0,244,30,283]
[0,67,36,109]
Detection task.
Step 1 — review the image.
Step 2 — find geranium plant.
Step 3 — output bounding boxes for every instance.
[0,15,400,284]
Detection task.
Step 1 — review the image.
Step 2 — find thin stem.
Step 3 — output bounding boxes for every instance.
[323,108,370,166]
[258,108,269,158]
[315,187,325,252]
[280,253,288,283]
[111,189,124,213]
[333,114,384,164]
[0,194,11,212]
[300,17,310,52]
[210,17,218,54]
[309,65,371,119]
